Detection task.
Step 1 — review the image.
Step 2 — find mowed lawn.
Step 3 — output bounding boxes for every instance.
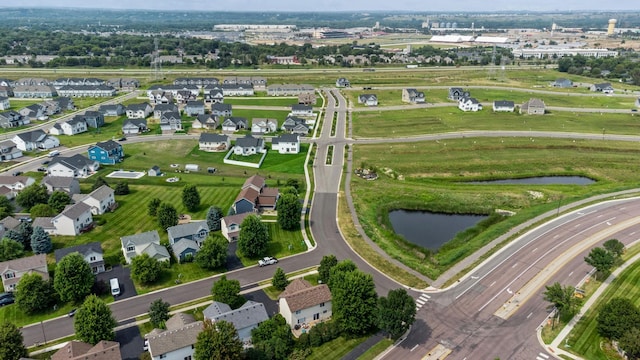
[225,96,312,107]
[352,106,640,138]
[566,258,640,359]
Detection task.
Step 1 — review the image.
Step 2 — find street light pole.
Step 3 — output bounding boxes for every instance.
[41,320,47,345]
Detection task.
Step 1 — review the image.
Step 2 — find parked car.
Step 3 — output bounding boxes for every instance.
[12,171,22,176]
[0,296,14,307]
[41,160,51,165]
[143,339,149,351]
[258,256,278,267]
[37,167,47,172]
[68,308,78,317]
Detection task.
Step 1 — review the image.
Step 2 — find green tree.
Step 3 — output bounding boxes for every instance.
[157,202,178,229]
[0,321,28,360]
[584,247,615,279]
[206,206,223,231]
[7,222,33,250]
[271,267,289,291]
[131,253,163,285]
[148,198,161,216]
[195,319,243,360]
[74,295,116,345]
[114,182,130,195]
[92,177,109,191]
[318,254,338,284]
[211,275,245,309]
[619,327,640,360]
[29,203,57,217]
[377,288,416,340]
[238,215,269,258]
[276,193,301,230]
[54,252,95,303]
[195,236,228,270]
[47,191,71,212]
[603,239,625,258]
[182,184,200,212]
[15,273,56,314]
[330,265,378,336]
[543,282,580,322]
[0,238,23,262]
[16,184,49,210]
[596,297,640,340]
[149,299,170,329]
[251,314,294,360]
[327,259,357,290]
[30,226,52,254]
[285,178,300,192]
[0,196,14,219]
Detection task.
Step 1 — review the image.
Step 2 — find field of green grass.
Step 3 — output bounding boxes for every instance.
[352,106,640,138]
[351,138,640,279]
[225,96,313,107]
[306,336,368,360]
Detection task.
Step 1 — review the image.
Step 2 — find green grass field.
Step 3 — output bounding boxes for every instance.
[306,336,368,360]
[225,96,314,107]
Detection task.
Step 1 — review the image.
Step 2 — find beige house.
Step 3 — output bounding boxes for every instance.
[0,254,49,291]
[278,279,332,328]
[120,230,170,264]
[52,202,93,236]
[146,313,202,360]
[51,340,121,360]
[221,213,251,241]
[79,185,116,215]
[520,98,546,115]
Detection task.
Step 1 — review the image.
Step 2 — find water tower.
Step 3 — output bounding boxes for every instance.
[607,19,617,35]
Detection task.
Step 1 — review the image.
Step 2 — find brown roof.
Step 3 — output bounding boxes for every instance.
[235,187,259,205]
[0,254,48,276]
[242,175,265,190]
[165,312,196,331]
[0,216,21,230]
[223,213,251,227]
[279,279,332,312]
[52,340,121,360]
[147,321,202,357]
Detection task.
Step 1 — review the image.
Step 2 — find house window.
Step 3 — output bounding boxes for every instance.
[320,302,325,307]
[184,356,192,360]
[90,256,96,261]
[4,272,15,279]
[160,355,166,359]
[295,310,301,315]
[127,246,135,252]
[323,310,328,314]
[313,313,320,321]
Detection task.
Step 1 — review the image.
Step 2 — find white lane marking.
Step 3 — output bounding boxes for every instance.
[568,271,574,277]
[553,234,559,239]
[477,217,616,311]
[410,344,419,352]
[490,281,496,287]
[506,288,513,294]
[574,223,582,228]
[538,353,550,359]
[527,312,533,319]
[416,299,426,305]
[421,294,431,299]
[606,221,612,226]
[532,247,538,253]
[630,231,636,236]
[471,276,479,279]
[512,263,518,268]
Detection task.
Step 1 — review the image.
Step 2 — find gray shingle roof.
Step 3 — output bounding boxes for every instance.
[167,221,209,240]
[272,134,299,145]
[93,140,121,152]
[235,134,263,148]
[203,300,269,331]
[54,241,103,262]
[494,100,515,107]
[57,202,91,220]
[49,154,95,171]
[42,176,77,189]
[147,319,202,357]
[279,279,332,312]
[32,217,55,231]
[171,238,199,256]
[121,230,161,247]
[142,242,170,261]
[199,133,228,144]
[86,184,114,202]
[15,129,48,143]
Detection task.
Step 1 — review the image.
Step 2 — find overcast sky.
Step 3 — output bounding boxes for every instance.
[6,0,639,12]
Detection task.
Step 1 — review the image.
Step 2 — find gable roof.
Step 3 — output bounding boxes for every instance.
[203,300,269,331]
[56,202,91,220]
[171,238,199,256]
[49,154,95,171]
[126,103,150,111]
[212,103,232,112]
[272,134,299,144]
[92,140,121,152]
[121,230,161,247]
[122,119,147,127]
[51,340,121,360]
[147,317,202,357]
[235,135,263,148]
[242,175,265,190]
[85,185,114,202]
[142,242,170,261]
[222,212,250,227]
[0,254,47,275]
[0,216,21,230]
[54,241,103,263]
[42,176,78,189]
[167,221,209,239]
[279,279,332,312]
[494,100,515,107]
[199,133,228,143]
[15,129,48,143]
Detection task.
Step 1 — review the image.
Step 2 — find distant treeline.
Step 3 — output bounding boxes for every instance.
[557,54,640,85]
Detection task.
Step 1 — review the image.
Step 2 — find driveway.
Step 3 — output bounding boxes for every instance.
[115,324,143,360]
[244,289,278,317]
[226,242,243,271]
[96,265,137,300]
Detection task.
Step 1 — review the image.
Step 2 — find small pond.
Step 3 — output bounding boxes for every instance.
[388,210,488,251]
[466,176,595,185]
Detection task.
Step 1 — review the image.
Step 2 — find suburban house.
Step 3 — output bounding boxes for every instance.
[203,300,269,343]
[146,313,201,360]
[204,88,224,104]
[88,140,124,165]
[56,85,116,98]
[49,116,88,136]
[54,242,105,274]
[55,97,76,112]
[120,230,170,264]
[458,96,483,112]
[0,176,35,199]
[335,78,351,87]
[520,98,546,115]
[50,340,121,360]
[13,85,57,98]
[108,77,140,90]
[271,134,300,154]
[52,202,93,236]
[0,96,9,110]
[552,78,573,88]
[278,279,332,328]
[0,216,21,239]
[122,119,148,135]
[153,103,179,119]
[232,175,279,214]
[233,135,266,156]
[192,114,219,130]
[221,213,250,241]
[0,87,11,98]
[12,129,60,151]
[0,140,23,162]
[175,77,220,87]
[125,103,152,119]
[98,104,125,117]
[298,92,316,105]
[148,90,174,105]
[448,87,470,101]
[591,82,614,94]
[32,216,57,235]
[267,84,314,96]
[184,100,206,116]
[222,117,248,132]
[223,76,267,90]
[0,254,49,291]
[79,185,116,215]
[221,84,255,96]
[148,166,161,177]
[211,103,233,117]
[160,112,183,132]
[493,100,515,112]
[358,94,378,106]
[167,221,209,263]
[251,118,278,134]
[83,111,105,128]
[47,154,100,178]
[52,77,105,88]
[198,133,230,152]
[19,104,46,121]
[402,88,426,104]
[281,116,310,135]
[0,110,28,128]
[290,104,313,117]
[42,176,80,195]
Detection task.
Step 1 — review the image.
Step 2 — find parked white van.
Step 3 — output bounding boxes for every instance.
[110,278,120,296]
[48,150,60,157]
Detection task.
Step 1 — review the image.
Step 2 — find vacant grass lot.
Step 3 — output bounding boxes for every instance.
[351,138,640,279]
[225,96,313,107]
[352,107,640,138]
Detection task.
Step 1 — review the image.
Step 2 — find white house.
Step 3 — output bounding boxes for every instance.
[0,254,49,291]
[80,185,116,215]
[0,96,9,110]
[198,133,230,152]
[358,94,378,106]
[233,135,265,156]
[0,140,23,162]
[221,213,250,241]
[221,117,247,132]
[55,116,88,136]
[0,176,36,199]
[279,279,332,328]
[120,230,170,264]
[290,104,313,117]
[458,97,483,112]
[54,242,105,274]
[492,100,515,112]
[203,301,269,343]
[251,118,278,134]
[147,313,201,360]
[125,103,152,119]
[12,130,60,151]
[47,154,100,178]
[271,134,300,154]
[52,202,94,236]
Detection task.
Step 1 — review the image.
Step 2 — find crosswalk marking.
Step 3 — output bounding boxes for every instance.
[415,294,431,311]
[536,353,550,360]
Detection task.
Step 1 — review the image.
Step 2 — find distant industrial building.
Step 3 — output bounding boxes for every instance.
[512,48,618,59]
